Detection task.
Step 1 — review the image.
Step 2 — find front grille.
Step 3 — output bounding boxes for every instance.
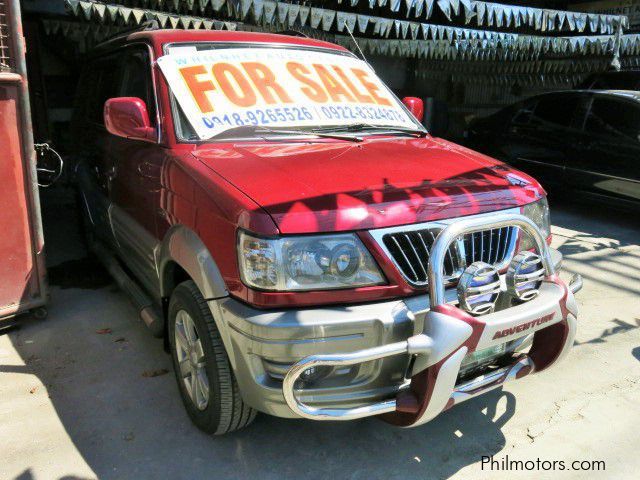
[382,226,517,286]
[0,1,11,72]
[462,227,518,266]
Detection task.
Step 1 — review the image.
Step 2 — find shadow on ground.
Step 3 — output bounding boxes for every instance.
[548,193,640,253]
[9,308,517,480]
[10,303,517,479]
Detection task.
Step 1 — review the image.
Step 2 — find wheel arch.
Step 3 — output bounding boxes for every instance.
[158,225,228,301]
[158,226,236,361]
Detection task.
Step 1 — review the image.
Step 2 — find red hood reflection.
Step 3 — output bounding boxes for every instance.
[192,135,544,234]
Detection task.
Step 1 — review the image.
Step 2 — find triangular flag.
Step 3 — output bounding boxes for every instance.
[321,10,335,31]
[263,1,276,23]
[437,0,451,21]
[276,3,288,25]
[240,0,252,20]
[253,0,264,23]
[287,4,300,27]
[357,14,369,33]
[298,5,310,25]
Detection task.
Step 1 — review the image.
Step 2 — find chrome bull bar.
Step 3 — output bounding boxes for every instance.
[283,212,575,421]
[282,336,433,420]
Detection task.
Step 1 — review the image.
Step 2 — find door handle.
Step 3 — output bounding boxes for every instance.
[105,166,117,180]
[137,162,160,180]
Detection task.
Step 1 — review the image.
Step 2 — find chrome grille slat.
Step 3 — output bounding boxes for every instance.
[488,229,494,264]
[390,235,418,282]
[416,232,431,261]
[405,233,428,280]
[381,224,518,288]
[471,231,475,261]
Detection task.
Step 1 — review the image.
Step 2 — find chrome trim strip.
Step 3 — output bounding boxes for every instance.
[564,166,640,183]
[516,157,564,169]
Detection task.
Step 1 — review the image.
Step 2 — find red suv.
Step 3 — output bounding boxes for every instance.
[73,29,582,434]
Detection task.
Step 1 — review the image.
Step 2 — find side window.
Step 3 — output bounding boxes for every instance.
[120,49,156,126]
[73,66,96,123]
[85,54,121,125]
[530,95,580,128]
[585,98,640,142]
[511,99,537,126]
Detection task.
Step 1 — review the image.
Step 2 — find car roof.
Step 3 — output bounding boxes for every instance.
[94,29,350,55]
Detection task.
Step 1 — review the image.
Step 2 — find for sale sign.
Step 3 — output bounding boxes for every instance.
[157,47,417,140]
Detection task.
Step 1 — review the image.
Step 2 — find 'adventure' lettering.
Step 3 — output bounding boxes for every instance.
[492,312,555,340]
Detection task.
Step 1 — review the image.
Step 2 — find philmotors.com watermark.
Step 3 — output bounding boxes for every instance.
[481,455,606,472]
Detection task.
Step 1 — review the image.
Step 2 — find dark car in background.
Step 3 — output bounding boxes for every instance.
[466,90,640,209]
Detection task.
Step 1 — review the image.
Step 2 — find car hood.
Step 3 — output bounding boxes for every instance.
[192,136,544,234]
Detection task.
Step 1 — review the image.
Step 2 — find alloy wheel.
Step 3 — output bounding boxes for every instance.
[174,310,210,410]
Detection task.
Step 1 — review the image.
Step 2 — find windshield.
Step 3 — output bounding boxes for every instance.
[158,44,424,141]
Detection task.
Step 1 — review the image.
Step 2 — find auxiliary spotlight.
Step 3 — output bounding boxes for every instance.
[506,251,545,302]
[457,262,501,315]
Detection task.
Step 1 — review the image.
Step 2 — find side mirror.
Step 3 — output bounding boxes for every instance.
[402,96,424,123]
[104,97,156,143]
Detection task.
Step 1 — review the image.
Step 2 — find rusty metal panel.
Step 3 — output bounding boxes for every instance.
[0,0,47,320]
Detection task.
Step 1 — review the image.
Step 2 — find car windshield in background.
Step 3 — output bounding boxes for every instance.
[158,44,423,141]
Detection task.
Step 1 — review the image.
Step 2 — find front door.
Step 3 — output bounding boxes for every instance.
[106,46,164,297]
[570,95,640,205]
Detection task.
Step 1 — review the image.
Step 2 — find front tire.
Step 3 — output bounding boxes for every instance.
[168,280,256,434]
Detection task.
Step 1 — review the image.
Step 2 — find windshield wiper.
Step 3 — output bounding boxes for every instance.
[315,123,427,137]
[206,125,362,142]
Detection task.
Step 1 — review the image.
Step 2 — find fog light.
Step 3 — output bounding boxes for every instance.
[507,251,545,302]
[300,366,332,383]
[457,262,501,316]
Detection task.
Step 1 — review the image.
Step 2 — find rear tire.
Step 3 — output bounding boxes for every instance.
[168,280,256,434]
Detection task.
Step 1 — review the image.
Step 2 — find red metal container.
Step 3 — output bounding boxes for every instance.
[0,0,47,320]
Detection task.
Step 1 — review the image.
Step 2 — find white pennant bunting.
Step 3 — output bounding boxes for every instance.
[357,14,369,33]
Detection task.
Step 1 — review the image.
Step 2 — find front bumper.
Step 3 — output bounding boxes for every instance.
[217,214,580,425]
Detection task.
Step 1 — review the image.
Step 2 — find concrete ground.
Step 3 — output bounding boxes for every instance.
[1,190,638,480]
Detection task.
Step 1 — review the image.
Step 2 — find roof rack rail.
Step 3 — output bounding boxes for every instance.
[276,30,309,38]
[97,18,161,45]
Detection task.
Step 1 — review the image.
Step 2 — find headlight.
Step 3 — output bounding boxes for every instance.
[520,197,551,251]
[238,231,386,291]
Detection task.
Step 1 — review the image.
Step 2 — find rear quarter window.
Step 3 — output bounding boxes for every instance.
[585,97,640,142]
[530,95,580,127]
